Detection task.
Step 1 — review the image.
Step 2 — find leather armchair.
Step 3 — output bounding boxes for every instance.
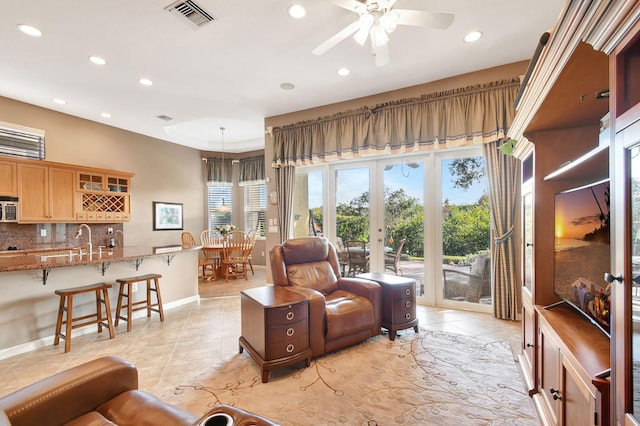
[0,356,197,426]
[0,356,279,426]
[270,237,382,357]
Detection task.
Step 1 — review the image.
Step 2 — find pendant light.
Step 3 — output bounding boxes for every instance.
[217,126,231,212]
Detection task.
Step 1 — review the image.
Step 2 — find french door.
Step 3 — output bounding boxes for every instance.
[293,148,490,311]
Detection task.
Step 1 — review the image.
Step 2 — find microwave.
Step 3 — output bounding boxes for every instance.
[0,196,19,222]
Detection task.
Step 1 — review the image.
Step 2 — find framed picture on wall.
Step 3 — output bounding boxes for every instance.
[153,201,183,231]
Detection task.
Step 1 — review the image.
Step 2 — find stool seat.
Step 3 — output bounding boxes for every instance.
[114,274,164,332]
[54,282,115,353]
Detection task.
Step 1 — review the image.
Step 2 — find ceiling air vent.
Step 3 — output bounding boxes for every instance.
[0,121,45,160]
[165,0,215,30]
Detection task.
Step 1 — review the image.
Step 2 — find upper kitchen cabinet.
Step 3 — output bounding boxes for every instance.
[76,170,132,222]
[0,159,17,196]
[17,163,75,222]
[2,155,134,223]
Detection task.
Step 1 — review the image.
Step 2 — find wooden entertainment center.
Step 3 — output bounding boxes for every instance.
[510,1,640,425]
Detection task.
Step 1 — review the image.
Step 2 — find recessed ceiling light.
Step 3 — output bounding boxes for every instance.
[337,67,350,76]
[17,24,42,37]
[52,98,66,105]
[89,56,107,65]
[100,112,111,118]
[280,82,295,90]
[464,31,483,43]
[139,78,153,86]
[288,5,306,19]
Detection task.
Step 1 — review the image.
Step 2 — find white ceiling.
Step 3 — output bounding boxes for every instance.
[0,0,565,153]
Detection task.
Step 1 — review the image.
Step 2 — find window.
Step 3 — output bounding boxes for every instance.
[244,183,266,236]
[207,184,232,230]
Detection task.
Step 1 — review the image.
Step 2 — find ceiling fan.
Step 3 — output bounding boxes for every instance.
[312,0,454,67]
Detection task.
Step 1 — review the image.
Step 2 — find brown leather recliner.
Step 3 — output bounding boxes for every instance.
[270,237,382,357]
[0,356,279,426]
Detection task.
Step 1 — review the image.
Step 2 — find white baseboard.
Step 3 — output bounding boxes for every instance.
[0,295,200,361]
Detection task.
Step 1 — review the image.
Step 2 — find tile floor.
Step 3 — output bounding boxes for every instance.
[0,265,523,401]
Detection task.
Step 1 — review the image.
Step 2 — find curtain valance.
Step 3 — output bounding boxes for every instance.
[238,155,265,186]
[206,157,232,185]
[272,77,520,168]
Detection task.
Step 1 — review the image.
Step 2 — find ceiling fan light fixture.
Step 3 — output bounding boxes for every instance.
[353,13,374,45]
[380,11,399,33]
[370,25,389,49]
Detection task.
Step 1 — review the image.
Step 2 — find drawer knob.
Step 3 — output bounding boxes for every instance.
[405,313,411,320]
[286,327,294,337]
[286,344,295,353]
[405,300,411,308]
[286,311,294,321]
[405,288,411,296]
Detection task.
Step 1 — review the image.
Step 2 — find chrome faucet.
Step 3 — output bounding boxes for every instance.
[75,224,93,254]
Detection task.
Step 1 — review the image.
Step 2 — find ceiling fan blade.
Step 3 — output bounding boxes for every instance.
[313,20,361,55]
[372,42,390,67]
[329,0,364,13]
[395,9,454,29]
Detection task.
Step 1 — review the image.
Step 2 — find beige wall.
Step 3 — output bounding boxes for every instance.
[0,95,204,354]
[262,61,529,280]
[0,95,206,243]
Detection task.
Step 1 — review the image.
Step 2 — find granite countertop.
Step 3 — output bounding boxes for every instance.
[0,245,197,272]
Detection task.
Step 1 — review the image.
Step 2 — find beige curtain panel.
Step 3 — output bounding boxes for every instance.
[271,77,520,167]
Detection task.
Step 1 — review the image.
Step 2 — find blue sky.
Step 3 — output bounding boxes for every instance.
[307,158,486,208]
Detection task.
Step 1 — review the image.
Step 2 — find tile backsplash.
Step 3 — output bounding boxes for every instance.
[0,223,124,251]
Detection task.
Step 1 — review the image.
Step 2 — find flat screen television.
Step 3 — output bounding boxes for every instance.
[553,179,611,337]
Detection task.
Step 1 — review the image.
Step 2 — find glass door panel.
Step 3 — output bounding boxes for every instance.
[335,167,370,276]
[439,155,492,310]
[381,159,426,296]
[293,170,323,238]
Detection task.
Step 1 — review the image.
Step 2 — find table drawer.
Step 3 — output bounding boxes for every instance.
[266,334,309,360]
[390,284,414,298]
[267,319,308,343]
[391,298,415,323]
[266,301,306,326]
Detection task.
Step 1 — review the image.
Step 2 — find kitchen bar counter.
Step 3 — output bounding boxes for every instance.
[0,245,197,284]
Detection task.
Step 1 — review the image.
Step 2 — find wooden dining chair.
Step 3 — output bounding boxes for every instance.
[181,231,216,280]
[246,229,258,275]
[345,240,369,276]
[222,231,252,282]
[199,230,224,279]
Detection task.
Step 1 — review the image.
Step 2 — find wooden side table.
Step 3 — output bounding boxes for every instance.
[357,272,419,341]
[239,285,312,383]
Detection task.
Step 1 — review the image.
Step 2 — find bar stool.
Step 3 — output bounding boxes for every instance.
[54,283,115,353]
[114,273,165,332]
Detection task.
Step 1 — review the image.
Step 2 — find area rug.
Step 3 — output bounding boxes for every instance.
[164,329,537,425]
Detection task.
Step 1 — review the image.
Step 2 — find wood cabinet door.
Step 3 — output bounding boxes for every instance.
[0,159,17,196]
[49,167,75,221]
[521,296,536,393]
[560,353,596,426]
[538,321,560,425]
[17,163,48,221]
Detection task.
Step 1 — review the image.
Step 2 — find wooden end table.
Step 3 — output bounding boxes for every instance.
[239,285,312,383]
[357,272,419,341]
